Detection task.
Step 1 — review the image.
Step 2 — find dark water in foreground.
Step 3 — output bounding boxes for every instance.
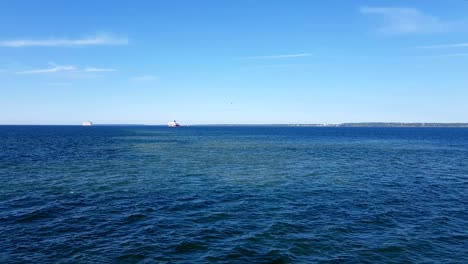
[0,126,467,263]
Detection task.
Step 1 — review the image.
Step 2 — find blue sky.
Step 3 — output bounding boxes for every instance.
[1,0,468,124]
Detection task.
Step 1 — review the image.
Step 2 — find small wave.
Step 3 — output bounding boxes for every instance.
[173,241,208,254]
[115,253,147,262]
[124,213,146,223]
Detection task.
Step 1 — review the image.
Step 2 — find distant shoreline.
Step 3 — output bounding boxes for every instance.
[2,123,468,128]
[188,123,468,128]
[290,123,468,128]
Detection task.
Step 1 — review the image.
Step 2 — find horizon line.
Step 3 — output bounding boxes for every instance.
[1,122,468,126]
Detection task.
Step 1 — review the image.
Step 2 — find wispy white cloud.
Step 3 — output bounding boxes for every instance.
[432,53,468,57]
[417,42,468,49]
[16,63,117,74]
[83,67,117,72]
[132,75,158,81]
[360,7,451,35]
[17,65,76,74]
[244,63,314,70]
[239,53,312,60]
[0,34,128,47]
[45,82,73,86]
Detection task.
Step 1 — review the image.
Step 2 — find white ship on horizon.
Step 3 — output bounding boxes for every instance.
[82,121,93,126]
[168,120,180,127]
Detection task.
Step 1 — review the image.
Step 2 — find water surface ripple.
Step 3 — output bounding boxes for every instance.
[0,126,467,263]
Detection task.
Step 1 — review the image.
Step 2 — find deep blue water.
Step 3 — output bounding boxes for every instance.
[0,126,467,263]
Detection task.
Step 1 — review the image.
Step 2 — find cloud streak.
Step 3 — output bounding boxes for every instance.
[45,82,73,86]
[433,53,468,57]
[360,7,450,35]
[17,64,117,74]
[239,53,312,60]
[0,34,128,47]
[417,43,468,49]
[83,67,117,72]
[17,65,77,74]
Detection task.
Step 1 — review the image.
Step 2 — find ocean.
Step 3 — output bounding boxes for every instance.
[0,126,467,263]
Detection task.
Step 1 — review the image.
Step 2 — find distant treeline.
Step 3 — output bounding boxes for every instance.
[288,123,468,127]
[338,123,468,127]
